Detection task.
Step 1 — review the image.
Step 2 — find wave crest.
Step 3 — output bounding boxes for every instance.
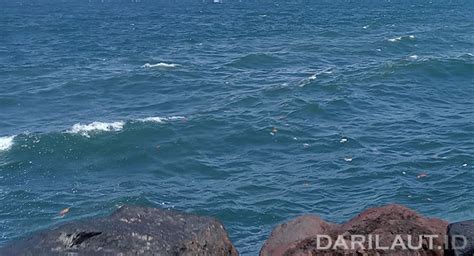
[142,62,178,68]
[138,116,186,123]
[388,35,415,42]
[68,121,125,137]
[0,136,15,151]
[298,68,334,87]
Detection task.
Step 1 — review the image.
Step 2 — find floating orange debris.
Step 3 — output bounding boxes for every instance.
[59,208,70,216]
[270,127,278,136]
[416,172,428,179]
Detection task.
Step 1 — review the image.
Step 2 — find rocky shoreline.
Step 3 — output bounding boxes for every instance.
[0,204,472,256]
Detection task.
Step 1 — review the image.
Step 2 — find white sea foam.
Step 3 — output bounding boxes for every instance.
[388,36,402,42]
[409,55,419,60]
[139,117,167,123]
[142,62,178,68]
[0,136,15,151]
[68,121,125,137]
[299,68,333,87]
[138,116,186,123]
[388,35,415,42]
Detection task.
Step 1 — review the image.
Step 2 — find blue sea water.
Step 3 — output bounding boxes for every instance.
[0,0,473,254]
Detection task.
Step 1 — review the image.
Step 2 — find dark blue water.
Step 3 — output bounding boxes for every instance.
[0,0,473,254]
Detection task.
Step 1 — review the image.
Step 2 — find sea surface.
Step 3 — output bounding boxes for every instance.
[0,0,473,254]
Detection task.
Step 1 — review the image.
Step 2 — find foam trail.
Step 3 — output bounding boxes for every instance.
[388,36,402,42]
[298,68,333,87]
[388,35,415,42]
[138,116,186,123]
[68,121,125,137]
[139,117,166,123]
[0,136,15,151]
[142,62,178,68]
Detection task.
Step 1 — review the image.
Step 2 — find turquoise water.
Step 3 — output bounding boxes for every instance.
[0,0,473,254]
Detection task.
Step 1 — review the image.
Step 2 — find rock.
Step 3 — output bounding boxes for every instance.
[0,205,239,256]
[445,220,474,256]
[260,204,448,256]
[260,215,338,256]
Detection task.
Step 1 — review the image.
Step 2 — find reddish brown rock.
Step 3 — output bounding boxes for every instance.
[260,215,339,256]
[260,204,448,256]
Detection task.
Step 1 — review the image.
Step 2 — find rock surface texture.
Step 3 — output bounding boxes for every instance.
[445,220,474,256]
[260,204,449,256]
[0,205,239,256]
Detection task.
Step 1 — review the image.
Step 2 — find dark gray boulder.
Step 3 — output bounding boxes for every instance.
[446,220,474,256]
[0,205,239,256]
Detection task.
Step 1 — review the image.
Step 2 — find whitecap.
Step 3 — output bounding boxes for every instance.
[68,121,125,137]
[0,136,15,151]
[138,116,185,123]
[139,117,167,123]
[166,116,186,121]
[409,55,419,60]
[142,62,178,68]
[388,36,402,42]
[363,25,369,29]
[388,35,415,42]
[298,68,333,87]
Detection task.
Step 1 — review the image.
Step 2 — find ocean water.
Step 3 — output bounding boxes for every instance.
[0,0,473,254]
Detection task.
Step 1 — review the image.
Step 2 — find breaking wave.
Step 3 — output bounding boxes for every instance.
[68,121,126,137]
[142,62,179,68]
[0,136,15,152]
[388,35,415,42]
